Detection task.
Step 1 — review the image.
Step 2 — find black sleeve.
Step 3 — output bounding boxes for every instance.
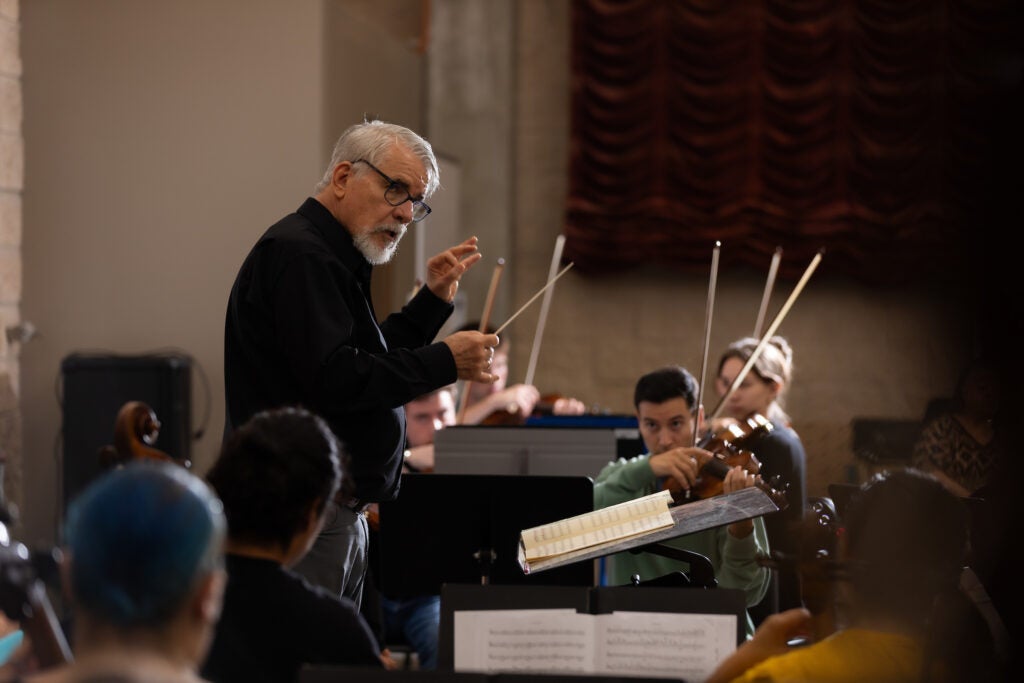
[271,251,456,414]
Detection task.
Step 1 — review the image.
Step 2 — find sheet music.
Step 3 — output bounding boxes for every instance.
[453,608,735,681]
[521,490,674,560]
[454,609,593,674]
[520,487,778,574]
[595,611,735,681]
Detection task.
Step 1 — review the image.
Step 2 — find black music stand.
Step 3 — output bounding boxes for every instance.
[625,545,717,588]
[376,474,596,600]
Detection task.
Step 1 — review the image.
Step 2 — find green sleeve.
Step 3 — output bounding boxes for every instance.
[717,516,772,609]
[593,455,658,509]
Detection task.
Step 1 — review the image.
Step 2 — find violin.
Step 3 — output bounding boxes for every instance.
[366,505,380,533]
[479,401,528,426]
[663,413,790,511]
[97,401,190,470]
[479,392,587,426]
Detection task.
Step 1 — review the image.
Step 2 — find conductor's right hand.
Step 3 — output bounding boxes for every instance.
[443,331,500,384]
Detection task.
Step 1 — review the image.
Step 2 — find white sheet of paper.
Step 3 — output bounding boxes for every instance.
[453,608,735,681]
[454,609,592,674]
[593,610,736,681]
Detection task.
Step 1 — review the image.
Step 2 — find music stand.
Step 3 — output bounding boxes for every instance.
[439,583,743,675]
[298,666,682,683]
[433,425,641,478]
[376,474,596,600]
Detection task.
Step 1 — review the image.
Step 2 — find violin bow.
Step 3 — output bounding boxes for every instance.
[493,262,574,336]
[693,241,721,446]
[523,235,567,387]
[708,248,824,423]
[753,247,783,338]
[23,574,74,667]
[456,258,505,424]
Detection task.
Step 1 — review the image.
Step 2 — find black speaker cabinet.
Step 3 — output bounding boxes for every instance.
[60,353,192,510]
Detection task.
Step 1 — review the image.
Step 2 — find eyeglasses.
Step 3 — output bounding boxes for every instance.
[353,159,432,222]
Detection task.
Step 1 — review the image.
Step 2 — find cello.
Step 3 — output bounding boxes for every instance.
[97,400,190,470]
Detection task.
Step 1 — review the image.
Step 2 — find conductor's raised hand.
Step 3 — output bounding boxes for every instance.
[426,237,482,303]
[443,331,501,383]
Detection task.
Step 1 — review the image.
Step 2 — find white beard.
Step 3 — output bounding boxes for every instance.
[353,224,407,265]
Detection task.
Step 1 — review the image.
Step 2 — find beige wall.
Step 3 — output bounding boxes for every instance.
[19,0,426,545]
[15,0,974,548]
[426,0,516,321]
[0,0,21,520]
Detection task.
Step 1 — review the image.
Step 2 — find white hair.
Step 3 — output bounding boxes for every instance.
[314,119,440,197]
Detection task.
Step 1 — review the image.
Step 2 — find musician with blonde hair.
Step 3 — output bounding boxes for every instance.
[713,335,807,624]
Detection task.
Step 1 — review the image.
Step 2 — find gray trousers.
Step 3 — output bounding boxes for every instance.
[292,500,369,609]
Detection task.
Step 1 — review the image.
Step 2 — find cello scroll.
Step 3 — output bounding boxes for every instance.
[97,401,190,470]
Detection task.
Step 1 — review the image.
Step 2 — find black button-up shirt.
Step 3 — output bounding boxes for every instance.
[224,198,456,502]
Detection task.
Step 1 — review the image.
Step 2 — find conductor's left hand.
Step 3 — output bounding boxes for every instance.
[426,237,482,303]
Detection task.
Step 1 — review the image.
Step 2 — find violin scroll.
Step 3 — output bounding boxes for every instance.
[665,412,790,511]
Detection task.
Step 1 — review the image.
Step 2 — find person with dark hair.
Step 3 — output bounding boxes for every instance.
[223,119,499,608]
[912,357,1005,498]
[201,407,384,683]
[705,468,1004,683]
[713,336,807,624]
[908,359,1014,670]
[593,365,771,638]
[26,460,226,683]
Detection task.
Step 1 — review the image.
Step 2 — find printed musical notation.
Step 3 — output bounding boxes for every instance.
[453,608,735,681]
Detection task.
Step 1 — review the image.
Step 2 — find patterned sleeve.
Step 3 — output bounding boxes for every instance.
[912,414,954,472]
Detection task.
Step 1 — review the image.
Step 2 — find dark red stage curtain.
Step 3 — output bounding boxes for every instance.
[566,0,1021,285]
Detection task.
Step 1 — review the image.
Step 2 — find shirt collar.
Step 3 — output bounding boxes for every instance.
[297,197,373,284]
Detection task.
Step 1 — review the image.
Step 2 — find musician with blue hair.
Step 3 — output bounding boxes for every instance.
[28,460,226,683]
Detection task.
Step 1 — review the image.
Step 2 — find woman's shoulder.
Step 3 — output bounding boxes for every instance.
[762,420,806,452]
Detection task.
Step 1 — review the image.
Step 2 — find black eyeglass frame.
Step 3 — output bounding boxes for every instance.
[353,158,432,222]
